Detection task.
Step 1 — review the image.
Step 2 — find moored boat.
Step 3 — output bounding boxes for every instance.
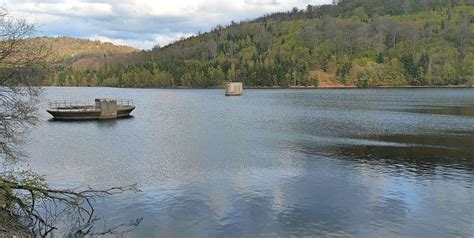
[47,99,135,120]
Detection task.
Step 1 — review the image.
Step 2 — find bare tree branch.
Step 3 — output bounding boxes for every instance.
[0,6,140,237]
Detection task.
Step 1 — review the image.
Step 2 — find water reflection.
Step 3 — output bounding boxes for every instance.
[26,88,474,237]
[406,104,474,116]
[48,116,134,124]
[61,216,143,237]
[293,132,474,170]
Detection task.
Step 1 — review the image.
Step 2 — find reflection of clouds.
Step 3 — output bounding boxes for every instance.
[271,184,286,214]
[205,177,234,222]
[26,88,474,237]
[268,142,305,215]
[330,151,474,237]
[353,163,408,235]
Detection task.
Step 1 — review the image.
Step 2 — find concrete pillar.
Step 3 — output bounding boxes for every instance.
[225,82,243,96]
[95,99,118,119]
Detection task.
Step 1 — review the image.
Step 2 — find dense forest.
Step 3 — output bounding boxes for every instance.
[47,0,473,88]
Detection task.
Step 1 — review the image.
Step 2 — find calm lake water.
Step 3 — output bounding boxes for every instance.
[25,87,473,237]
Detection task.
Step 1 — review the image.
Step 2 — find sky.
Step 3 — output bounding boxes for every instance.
[5,0,332,49]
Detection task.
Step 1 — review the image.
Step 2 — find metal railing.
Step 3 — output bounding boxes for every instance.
[48,99,134,109]
[116,99,134,106]
[48,100,92,109]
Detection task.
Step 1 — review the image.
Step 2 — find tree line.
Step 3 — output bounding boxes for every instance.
[47,0,473,88]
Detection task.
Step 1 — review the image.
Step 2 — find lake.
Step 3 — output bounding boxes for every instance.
[25,87,473,237]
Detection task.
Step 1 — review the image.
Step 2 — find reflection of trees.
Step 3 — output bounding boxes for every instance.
[3,178,139,236]
[293,132,474,175]
[66,217,143,237]
[407,105,474,117]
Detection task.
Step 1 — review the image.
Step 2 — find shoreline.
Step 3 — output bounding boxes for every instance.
[42,85,474,90]
[246,85,474,89]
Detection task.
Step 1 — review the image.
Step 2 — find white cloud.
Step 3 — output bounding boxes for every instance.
[5,0,332,49]
[12,0,113,18]
[89,35,154,49]
[154,32,194,47]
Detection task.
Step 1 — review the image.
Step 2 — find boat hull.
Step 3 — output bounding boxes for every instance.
[47,106,135,120]
[117,106,136,118]
[47,109,101,120]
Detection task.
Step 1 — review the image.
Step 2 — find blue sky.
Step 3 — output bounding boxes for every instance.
[5,0,331,49]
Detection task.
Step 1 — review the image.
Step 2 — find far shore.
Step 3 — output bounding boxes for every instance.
[247,85,474,89]
[43,85,474,90]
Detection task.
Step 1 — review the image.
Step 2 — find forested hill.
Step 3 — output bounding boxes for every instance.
[47,0,473,88]
[32,37,139,70]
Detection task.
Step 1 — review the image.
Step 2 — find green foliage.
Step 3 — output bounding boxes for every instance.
[376,53,384,64]
[47,1,474,88]
[401,54,421,85]
[356,77,369,88]
[1,170,47,209]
